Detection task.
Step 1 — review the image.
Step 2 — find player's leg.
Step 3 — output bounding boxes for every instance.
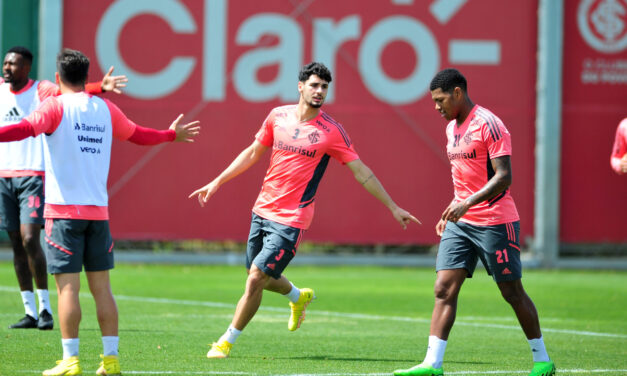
[252,218,313,331]
[84,220,121,376]
[42,272,83,376]
[17,176,52,328]
[21,222,54,329]
[1,177,38,328]
[480,221,554,376]
[394,221,477,376]
[42,219,85,376]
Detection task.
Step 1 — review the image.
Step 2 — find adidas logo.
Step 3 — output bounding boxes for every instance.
[502,268,512,275]
[3,106,22,122]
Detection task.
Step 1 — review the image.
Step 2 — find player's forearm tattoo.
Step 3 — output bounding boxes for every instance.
[360,173,374,185]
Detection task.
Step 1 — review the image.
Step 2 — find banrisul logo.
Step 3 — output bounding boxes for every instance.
[578,0,627,53]
[3,106,21,122]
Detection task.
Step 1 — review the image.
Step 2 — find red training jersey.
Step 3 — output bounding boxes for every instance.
[253,105,359,229]
[446,105,519,225]
[610,118,627,174]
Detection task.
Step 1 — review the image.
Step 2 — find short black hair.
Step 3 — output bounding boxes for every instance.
[7,46,33,64]
[298,62,332,83]
[56,48,90,86]
[429,68,467,93]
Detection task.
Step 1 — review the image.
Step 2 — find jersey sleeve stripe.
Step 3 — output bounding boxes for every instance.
[477,108,503,140]
[321,113,351,147]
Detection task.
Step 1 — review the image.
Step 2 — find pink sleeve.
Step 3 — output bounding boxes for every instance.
[254,110,275,147]
[610,118,627,174]
[104,99,137,140]
[482,118,512,158]
[25,97,64,135]
[326,123,360,164]
[128,126,175,145]
[37,80,61,100]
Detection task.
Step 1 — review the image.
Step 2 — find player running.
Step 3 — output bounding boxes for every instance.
[190,62,420,359]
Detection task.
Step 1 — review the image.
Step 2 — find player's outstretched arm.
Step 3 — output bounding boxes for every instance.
[346,159,421,229]
[188,140,269,207]
[100,66,128,94]
[169,114,200,142]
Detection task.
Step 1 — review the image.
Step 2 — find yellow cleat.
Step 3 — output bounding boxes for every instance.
[207,340,232,359]
[96,354,121,376]
[288,288,315,331]
[42,356,82,376]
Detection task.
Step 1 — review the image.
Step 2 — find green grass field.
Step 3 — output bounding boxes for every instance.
[1,262,625,375]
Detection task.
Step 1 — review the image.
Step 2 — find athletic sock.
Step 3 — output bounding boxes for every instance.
[62,338,79,359]
[528,336,550,362]
[423,335,447,369]
[284,283,301,303]
[36,289,52,315]
[219,325,241,344]
[102,336,119,356]
[20,290,38,319]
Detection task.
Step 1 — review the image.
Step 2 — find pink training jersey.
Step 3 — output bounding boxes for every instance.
[446,105,519,226]
[610,118,627,174]
[253,105,359,229]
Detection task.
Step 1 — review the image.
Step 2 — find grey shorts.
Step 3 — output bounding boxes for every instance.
[246,213,304,279]
[0,176,45,231]
[44,218,114,274]
[436,220,522,282]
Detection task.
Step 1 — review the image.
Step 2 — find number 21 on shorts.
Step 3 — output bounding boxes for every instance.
[496,249,509,263]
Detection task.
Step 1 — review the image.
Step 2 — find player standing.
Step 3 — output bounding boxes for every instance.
[0,48,200,376]
[190,62,420,359]
[610,117,627,175]
[1,46,127,331]
[392,68,555,376]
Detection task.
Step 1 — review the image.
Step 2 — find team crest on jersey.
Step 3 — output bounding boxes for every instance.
[464,131,473,145]
[308,130,320,144]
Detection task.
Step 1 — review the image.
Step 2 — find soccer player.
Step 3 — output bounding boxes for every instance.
[392,69,555,376]
[189,62,420,359]
[1,46,127,331]
[0,48,200,376]
[610,117,627,175]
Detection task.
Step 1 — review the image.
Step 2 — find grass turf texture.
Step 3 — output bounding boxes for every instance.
[0,262,625,375]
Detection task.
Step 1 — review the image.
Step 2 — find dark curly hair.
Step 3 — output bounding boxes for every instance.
[298,62,332,83]
[430,68,467,93]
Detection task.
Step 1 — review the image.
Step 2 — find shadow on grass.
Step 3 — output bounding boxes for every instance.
[248,355,417,363]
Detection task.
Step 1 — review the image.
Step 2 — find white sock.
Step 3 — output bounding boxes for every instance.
[528,336,550,362]
[62,338,79,359]
[102,336,119,356]
[423,335,447,369]
[20,290,38,319]
[36,289,52,314]
[284,283,301,303]
[219,325,242,344]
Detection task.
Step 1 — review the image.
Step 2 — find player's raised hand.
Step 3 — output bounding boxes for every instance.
[169,114,200,142]
[392,207,421,230]
[188,180,220,207]
[101,66,128,94]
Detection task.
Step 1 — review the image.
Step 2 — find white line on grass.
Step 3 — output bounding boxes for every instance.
[20,369,627,375]
[1,285,625,339]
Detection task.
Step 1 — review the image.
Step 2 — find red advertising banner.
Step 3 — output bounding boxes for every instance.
[561,0,627,242]
[62,0,538,244]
